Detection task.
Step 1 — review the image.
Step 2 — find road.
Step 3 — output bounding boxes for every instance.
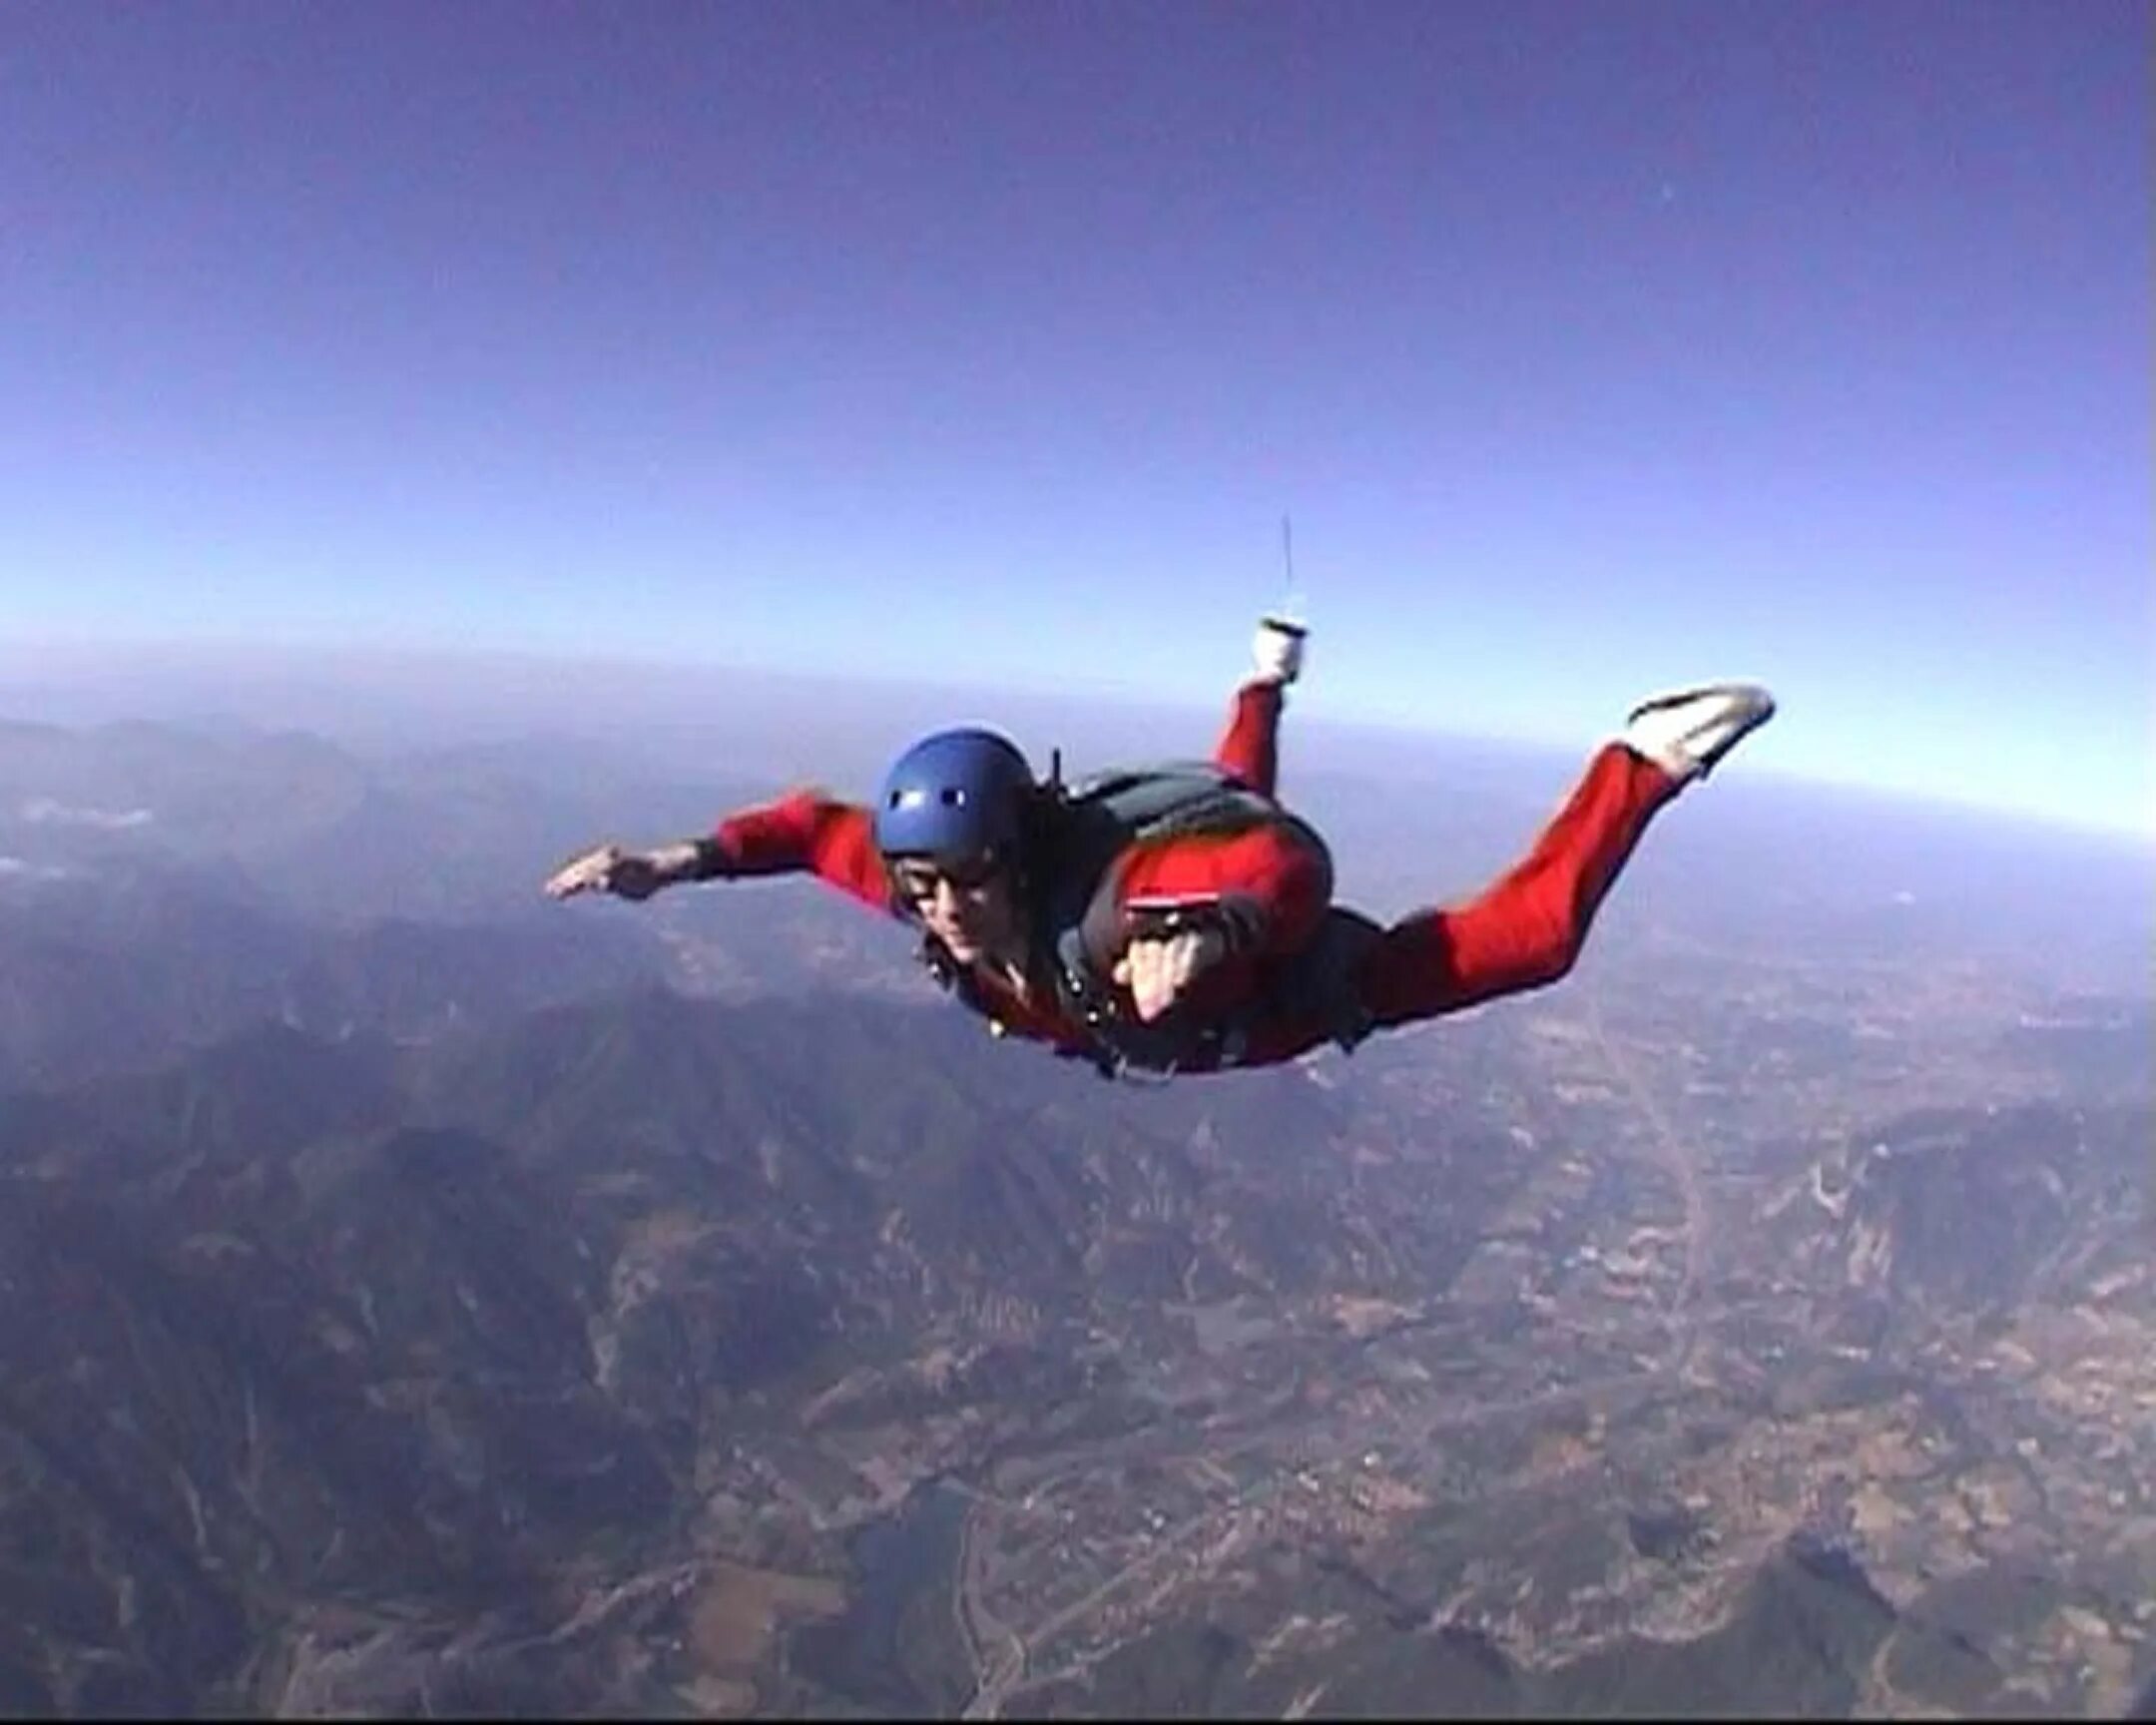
[1584,987,1708,1377]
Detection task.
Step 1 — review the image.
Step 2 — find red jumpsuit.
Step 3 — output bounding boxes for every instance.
[708,682,1681,1074]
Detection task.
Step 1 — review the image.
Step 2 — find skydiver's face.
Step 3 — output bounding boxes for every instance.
[891,854,1023,967]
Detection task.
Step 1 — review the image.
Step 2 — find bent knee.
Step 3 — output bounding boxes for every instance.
[1358,906,1584,1026]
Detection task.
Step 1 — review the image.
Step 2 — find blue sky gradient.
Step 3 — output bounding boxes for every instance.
[4,2,2148,836]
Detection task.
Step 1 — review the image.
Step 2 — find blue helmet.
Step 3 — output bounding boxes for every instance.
[872,727,1035,862]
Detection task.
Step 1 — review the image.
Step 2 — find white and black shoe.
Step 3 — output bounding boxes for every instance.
[1622,683,1776,783]
[1253,615,1307,687]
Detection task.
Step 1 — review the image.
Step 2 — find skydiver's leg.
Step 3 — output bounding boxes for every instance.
[1213,682,1286,798]
[1225,684,1776,1069]
[1212,618,1306,797]
[1355,744,1680,1027]
[1221,747,1672,1069]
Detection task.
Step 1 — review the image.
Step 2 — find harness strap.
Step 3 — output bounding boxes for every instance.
[914,762,1365,1082]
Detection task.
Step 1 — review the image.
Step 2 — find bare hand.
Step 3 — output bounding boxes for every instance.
[1111,927,1228,1022]
[543,844,663,902]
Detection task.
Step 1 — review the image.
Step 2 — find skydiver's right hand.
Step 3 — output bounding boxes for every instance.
[543,843,664,902]
[1113,924,1230,1023]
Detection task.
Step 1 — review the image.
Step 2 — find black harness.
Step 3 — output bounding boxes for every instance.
[914,762,1372,1080]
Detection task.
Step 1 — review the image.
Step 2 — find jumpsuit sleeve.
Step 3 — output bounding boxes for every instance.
[1105,820,1333,965]
[711,790,898,916]
[1211,680,1285,800]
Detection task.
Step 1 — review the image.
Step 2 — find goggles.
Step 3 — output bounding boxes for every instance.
[889,850,1006,902]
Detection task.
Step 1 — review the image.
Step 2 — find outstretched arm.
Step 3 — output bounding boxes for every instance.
[543,790,897,916]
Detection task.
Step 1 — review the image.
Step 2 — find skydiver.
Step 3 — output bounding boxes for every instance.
[543,621,1775,1080]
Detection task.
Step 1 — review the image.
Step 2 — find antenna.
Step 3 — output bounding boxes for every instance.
[1274,512,1307,629]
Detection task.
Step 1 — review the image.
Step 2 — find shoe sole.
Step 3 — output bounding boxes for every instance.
[1627,684,1777,778]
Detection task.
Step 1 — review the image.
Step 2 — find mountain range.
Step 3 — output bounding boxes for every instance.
[0,706,2148,1715]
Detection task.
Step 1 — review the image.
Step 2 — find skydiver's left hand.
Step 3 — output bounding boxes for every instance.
[1112,927,1229,1023]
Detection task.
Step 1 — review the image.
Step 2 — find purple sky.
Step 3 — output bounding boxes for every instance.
[3,2,2149,836]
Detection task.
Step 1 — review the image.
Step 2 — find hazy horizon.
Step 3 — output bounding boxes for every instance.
[2,634,2151,861]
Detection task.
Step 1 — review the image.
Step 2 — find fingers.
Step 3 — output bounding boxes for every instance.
[543,844,624,899]
[1114,930,1225,1022]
